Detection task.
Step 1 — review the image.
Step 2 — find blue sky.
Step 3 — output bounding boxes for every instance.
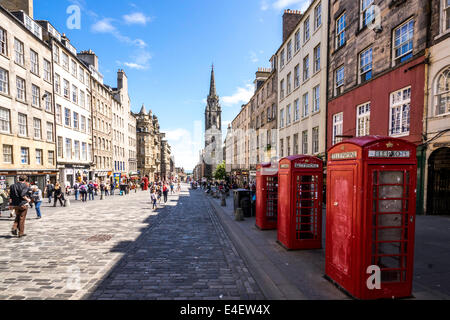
[34,0,310,170]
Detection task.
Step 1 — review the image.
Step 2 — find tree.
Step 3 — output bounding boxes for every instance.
[213,161,227,181]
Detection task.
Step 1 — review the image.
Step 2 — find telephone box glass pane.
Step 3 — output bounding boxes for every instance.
[266,176,278,221]
[295,174,319,240]
[372,170,409,283]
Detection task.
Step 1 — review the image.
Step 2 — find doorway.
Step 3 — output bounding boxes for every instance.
[427,147,450,215]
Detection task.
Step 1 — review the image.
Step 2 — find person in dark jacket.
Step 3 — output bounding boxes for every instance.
[9,175,31,238]
[53,183,64,207]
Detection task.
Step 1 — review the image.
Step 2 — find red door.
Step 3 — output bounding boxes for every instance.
[364,165,416,298]
[326,166,356,290]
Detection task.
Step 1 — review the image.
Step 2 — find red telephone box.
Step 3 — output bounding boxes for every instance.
[277,155,323,250]
[326,136,417,300]
[256,162,278,230]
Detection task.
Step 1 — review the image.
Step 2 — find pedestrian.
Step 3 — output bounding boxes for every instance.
[79,182,88,202]
[157,187,162,204]
[73,181,80,201]
[88,181,95,201]
[151,190,157,209]
[163,184,169,203]
[45,181,54,204]
[105,183,110,196]
[31,185,43,219]
[9,175,31,238]
[0,188,8,217]
[170,182,174,194]
[53,183,64,207]
[176,183,181,193]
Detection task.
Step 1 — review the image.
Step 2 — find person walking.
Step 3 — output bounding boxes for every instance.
[53,183,64,207]
[163,184,169,204]
[0,188,8,217]
[31,185,43,219]
[176,183,181,193]
[170,182,174,194]
[9,175,31,238]
[157,187,162,204]
[88,181,95,201]
[73,182,80,201]
[45,181,54,204]
[79,182,88,202]
[105,183,110,196]
[151,189,157,210]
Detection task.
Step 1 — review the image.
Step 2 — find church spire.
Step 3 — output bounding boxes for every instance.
[139,103,147,115]
[209,64,217,98]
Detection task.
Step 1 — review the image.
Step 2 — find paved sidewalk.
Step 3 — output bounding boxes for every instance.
[205,191,450,300]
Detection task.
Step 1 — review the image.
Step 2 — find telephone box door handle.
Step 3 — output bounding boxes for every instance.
[333,202,339,207]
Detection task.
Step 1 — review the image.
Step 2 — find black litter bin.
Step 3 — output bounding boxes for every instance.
[233,189,251,218]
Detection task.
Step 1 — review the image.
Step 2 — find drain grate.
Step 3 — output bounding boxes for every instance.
[85,234,113,242]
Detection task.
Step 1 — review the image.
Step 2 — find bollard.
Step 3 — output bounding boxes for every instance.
[235,208,244,221]
[64,199,71,207]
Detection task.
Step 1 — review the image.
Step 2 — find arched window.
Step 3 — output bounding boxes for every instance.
[435,67,450,116]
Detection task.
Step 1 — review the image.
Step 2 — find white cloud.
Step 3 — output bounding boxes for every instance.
[123,12,151,25]
[269,0,310,11]
[163,128,202,170]
[91,18,115,33]
[249,51,259,63]
[120,50,152,70]
[222,84,254,107]
[91,18,147,48]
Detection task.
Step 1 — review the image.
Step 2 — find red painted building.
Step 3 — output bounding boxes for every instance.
[327,55,426,150]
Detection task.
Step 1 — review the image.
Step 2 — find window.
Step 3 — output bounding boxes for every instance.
[287,73,292,94]
[314,2,322,30]
[80,90,85,108]
[74,141,80,160]
[335,66,345,95]
[393,19,414,66]
[333,112,344,145]
[313,85,320,113]
[390,87,411,136]
[65,138,72,159]
[444,0,450,32]
[280,139,284,158]
[294,64,300,88]
[73,112,79,129]
[46,122,54,142]
[280,49,285,68]
[303,16,310,43]
[0,27,7,56]
[356,102,371,137]
[18,113,27,137]
[295,30,301,51]
[336,13,347,49]
[33,118,41,139]
[16,77,25,101]
[302,130,308,154]
[55,73,61,94]
[0,68,8,94]
[293,134,299,155]
[286,104,292,125]
[31,85,40,107]
[359,47,373,83]
[81,115,86,132]
[287,41,292,61]
[280,108,285,128]
[79,66,84,83]
[44,59,51,82]
[280,79,285,99]
[30,50,39,75]
[0,107,10,133]
[48,151,55,165]
[287,136,291,156]
[57,136,63,158]
[55,104,62,124]
[312,127,319,154]
[72,85,78,103]
[14,39,24,66]
[53,45,60,64]
[302,92,309,117]
[3,145,12,163]
[82,142,87,161]
[303,55,309,81]
[314,45,321,73]
[435,67,450,115]
[63,79,69,98]
[64,108,71,126]
[35,149,42,165]
[20,147,29,164]
[62,52,69,71]
[294,99,300,121]
[361,0,375,28]
[71,59,77,77]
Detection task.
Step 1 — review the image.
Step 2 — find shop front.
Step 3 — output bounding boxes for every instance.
[0,170,58,192]
[60,165,92,188]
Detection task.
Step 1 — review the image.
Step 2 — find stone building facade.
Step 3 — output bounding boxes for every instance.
[326,0,430,150]
[0,4,58,190]
[276,2,328,161]
[421,0,450,215]
[160,137,172,181]
[77,50,113,183]
[128,111,137,176]
[135,104,162,181]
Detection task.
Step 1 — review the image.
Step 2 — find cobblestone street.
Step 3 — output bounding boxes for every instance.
[0,184,263,300]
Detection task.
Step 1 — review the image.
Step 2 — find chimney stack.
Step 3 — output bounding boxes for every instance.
[282,9,303,42]
[0,0,33,18]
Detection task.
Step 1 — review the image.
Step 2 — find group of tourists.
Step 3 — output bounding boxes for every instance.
[149,181,182,209]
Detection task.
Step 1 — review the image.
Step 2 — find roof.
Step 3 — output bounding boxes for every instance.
[330,135,417,149]
[281,155,321,162]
